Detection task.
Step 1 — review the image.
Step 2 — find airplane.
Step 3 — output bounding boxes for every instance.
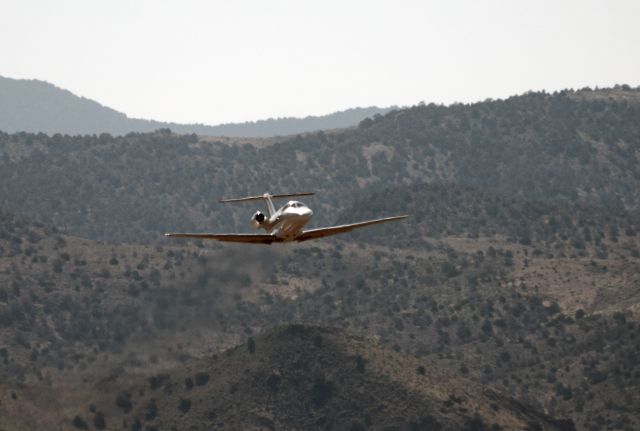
[164,192,407,244]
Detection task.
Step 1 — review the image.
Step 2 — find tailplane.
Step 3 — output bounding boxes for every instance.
[219,192,314,203]
[219,192,314,217]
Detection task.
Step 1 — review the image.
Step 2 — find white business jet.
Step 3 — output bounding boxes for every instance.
[165,192,407,244]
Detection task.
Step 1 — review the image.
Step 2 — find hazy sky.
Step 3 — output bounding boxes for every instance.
[3,0,640,124]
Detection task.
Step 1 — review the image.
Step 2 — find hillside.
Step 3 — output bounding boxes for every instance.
[337,182,640,249]
[1,325,575,431]
[0,76,391,137]
[0,203,637,430]
[2,86,640,430]
[1,87,639,243]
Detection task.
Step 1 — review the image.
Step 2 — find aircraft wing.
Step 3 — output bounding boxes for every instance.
[296,215,408,242]
[164,233,282,244]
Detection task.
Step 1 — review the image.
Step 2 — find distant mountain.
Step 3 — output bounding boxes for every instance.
[0,76,393,137]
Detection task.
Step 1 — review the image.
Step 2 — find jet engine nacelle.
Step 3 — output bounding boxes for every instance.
[251,211,266,229]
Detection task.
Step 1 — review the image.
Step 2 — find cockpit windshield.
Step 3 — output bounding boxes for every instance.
[285,201,303,209]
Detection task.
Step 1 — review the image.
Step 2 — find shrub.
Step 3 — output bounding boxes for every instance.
[115,391,133,413]
[266,373,281,393]
[145,399,158,421]
[184,377,194,391]
[456,324,472,341]
[148,374,169,390]
[179,398,191,414]
[72,415,88,430]
[93,412,106,430]
[195,372,209,386]
[52,259,64,273]
[311,375,335,407]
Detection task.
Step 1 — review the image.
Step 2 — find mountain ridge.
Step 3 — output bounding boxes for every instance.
[0,76,393,137]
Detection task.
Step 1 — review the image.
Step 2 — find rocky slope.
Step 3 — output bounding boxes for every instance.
[1,325,575,431]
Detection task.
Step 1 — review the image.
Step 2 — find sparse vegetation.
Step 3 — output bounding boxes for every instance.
[1,87,639,430]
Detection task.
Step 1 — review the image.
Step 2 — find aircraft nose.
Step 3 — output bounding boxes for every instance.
[306,208,314,218]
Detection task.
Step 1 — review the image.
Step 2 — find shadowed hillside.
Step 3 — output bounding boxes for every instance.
[1,325,575,431]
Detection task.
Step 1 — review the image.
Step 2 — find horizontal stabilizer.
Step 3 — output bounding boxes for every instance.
[219,192,314,203]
